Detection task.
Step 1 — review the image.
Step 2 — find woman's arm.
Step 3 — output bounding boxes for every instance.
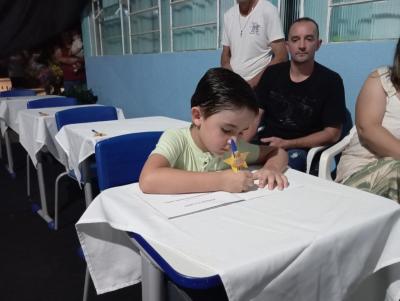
[356,71,400,159]
[139,154,254,194]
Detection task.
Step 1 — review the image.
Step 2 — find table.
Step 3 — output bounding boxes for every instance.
[76,169,400,301]
[55,116,190,183]
[0,95,63,176]
[17,105,124,224]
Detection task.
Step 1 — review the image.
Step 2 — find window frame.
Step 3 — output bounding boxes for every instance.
[88,0,398,56]
[127,0,163,54]
[169,0,220,52]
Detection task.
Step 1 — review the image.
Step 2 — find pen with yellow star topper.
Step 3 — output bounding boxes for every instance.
[224,138,249,173]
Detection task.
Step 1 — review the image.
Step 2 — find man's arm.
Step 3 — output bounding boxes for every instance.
[220,46,233,71]
[268,39,288,66]
[247,39,287,88]
[260,125,342,149]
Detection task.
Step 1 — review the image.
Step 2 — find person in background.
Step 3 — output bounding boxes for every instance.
[253,17,345,173]
[8,51,28,88]
[336,38,400,202]
[139,67,288,194]
[53,31,85,93]
[70,30,84,73]
[220,0,287,89]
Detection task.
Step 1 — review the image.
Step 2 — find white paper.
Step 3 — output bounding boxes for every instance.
[136,181,302,219]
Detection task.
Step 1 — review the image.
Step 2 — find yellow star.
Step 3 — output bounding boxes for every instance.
[224,152,249,172]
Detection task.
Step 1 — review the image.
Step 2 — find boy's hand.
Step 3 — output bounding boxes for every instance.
[252,168,288,190]
[220,170,255,193]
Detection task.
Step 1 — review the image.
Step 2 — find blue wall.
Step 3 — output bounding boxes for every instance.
[86,40,396,123]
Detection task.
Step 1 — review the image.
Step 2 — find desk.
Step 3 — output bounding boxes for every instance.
[76,169,400,301]
[17,105,124,224]
[55,116,190,183]
[0,95,63,176]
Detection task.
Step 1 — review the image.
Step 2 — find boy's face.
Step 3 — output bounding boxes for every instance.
[191,107,256,156]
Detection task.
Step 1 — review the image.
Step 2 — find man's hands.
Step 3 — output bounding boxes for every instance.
[220,168,288,193]
[260,136,290,149]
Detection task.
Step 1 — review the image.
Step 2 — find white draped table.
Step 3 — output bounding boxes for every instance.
[55,116,190,183]
[16,105,124,224]
[76,169,400,301]
[0,95,63,176]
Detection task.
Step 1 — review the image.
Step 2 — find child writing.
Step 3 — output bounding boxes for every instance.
[139,68,289,194]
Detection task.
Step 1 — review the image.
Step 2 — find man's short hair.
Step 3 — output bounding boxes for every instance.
[289,17,319,38]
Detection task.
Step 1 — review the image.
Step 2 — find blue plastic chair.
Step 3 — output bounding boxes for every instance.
[95,131,163,191]
[55,106,118,130]
[94,131,222,295]
[26,97,79,203]
[27,97,78,109]
[87,131,163,300]
[0,89,36,97]
[53,105,118,230]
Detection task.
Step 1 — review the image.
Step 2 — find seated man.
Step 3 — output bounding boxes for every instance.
[254,17,345,172]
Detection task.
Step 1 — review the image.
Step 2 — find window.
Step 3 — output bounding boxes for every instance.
[329,0,400,42]
[170,0,219,51]
[92,0,124,55]
[128,0,161,53]
[89,0,399,56]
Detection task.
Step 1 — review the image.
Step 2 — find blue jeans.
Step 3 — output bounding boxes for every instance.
[287,148,308,172]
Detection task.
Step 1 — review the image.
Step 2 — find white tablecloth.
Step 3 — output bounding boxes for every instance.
[0,95,63,135]
[55,116,190,182]
[76,169,400,301]
[17,105,124,167]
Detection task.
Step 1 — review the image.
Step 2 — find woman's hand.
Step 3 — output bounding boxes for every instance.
[252,168,288,190]
[220,170,255,193]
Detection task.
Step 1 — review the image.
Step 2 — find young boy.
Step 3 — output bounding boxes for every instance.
[139,68,288,194]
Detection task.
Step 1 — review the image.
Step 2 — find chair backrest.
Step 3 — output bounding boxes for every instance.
[318,126,357,181]
[0,89,36,97]
[95,131,163,191]
[55,106,118,131]
[27,97,78,109]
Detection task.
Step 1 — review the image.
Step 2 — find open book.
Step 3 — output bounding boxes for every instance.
[134,183,300,219]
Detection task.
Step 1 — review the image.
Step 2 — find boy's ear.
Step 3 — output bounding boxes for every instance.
[191,106,202,127]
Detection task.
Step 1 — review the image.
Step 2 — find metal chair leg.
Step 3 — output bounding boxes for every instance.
[83,267,90,301]
[54,171,68,230]
[0,134,3,159]
[27,154,31,198]
[4,129,15,177]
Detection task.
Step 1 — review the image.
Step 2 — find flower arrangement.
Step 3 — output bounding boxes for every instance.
[35,62,63,95]
[62,84,98,105]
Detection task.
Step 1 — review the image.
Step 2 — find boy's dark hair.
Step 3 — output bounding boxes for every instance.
[290,17,319,38]
[191,67,258,118]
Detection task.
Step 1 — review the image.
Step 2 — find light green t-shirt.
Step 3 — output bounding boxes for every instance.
[151,127,259,172]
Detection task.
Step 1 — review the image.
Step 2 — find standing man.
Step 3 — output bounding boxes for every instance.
[255,17,346,172]
[221,0,287,89]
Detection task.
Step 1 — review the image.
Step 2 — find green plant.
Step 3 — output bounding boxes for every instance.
[63,84,98,104]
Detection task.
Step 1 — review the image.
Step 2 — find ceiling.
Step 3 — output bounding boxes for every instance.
[0,0,89,58]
